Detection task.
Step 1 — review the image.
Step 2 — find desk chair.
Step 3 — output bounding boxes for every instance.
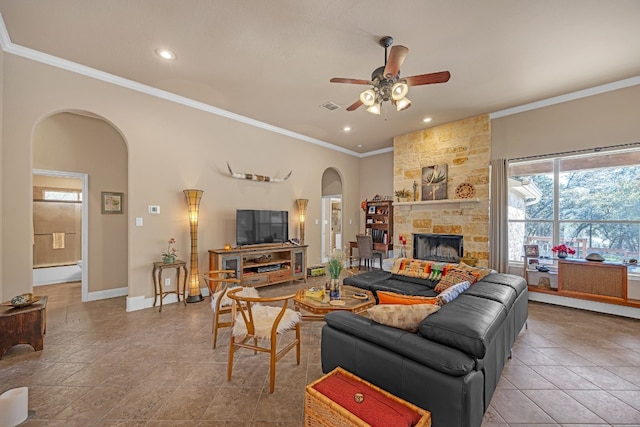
[356,234,384,270]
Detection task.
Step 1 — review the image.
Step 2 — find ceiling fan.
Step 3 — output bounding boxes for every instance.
[330,36,450,114]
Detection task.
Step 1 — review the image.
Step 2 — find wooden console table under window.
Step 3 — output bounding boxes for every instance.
[0,296,48,359]
[558,259,627,303]
[529,259,640,308]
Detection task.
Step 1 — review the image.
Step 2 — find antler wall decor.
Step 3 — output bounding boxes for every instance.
[226,162,292,183]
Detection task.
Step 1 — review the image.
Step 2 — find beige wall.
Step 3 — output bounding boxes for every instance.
[492,85,640,160]
[0,47,4,301]
[1,54,362,305]
[33,113,128,292]
[359,151,393,234]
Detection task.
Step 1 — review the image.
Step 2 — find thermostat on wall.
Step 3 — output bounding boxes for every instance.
[148,205,160,214]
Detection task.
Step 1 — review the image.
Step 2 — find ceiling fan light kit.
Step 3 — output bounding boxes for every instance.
[331,36,450,115]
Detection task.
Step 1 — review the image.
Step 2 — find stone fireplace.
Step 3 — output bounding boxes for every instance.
[393,114,491,267]
[413,233,463,263]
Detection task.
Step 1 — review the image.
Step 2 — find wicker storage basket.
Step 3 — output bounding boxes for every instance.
[304,367,431,427]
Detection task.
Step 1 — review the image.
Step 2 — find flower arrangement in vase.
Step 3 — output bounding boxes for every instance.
[161,237,178,263]
[551,244,575,259]
[398,235,408,258]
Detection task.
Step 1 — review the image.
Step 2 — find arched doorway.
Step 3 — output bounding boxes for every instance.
[32,111,128,302]
[321,168,343,262]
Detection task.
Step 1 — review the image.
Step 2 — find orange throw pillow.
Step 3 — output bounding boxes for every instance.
[376,290,438,305]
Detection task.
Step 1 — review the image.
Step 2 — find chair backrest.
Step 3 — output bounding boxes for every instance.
[203,270,240,295]
[356,234,374,258]
[227,288,299,340]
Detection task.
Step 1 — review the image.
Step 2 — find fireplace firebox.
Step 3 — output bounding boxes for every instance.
[413,234,463,263]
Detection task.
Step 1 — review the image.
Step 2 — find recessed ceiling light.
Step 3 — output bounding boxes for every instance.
[422,117,432,123]
[343,126,351,132]
[357,144,363,148]
[156,48,176,60]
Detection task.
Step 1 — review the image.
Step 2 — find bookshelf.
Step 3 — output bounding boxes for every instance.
[365,200,393,255]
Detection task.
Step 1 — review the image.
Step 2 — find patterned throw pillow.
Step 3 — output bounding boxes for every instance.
[376,291,438,305]
[368,304,441,332]
[437,281,471,305]
[456,262,494,281]
[434,268,477,293]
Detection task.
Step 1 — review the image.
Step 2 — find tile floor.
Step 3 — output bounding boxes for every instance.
[1,278,640,426]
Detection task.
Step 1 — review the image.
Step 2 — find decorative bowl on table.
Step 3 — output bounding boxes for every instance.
[3,293,41,308]
[585,253,605,262]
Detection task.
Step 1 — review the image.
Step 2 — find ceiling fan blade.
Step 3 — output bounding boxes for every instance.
[383,45,408,78]
[346,99,363,111]
[330,77,371,85]
[404,71,451,86]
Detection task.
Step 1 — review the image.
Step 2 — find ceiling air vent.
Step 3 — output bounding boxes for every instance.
[320,101,341,111]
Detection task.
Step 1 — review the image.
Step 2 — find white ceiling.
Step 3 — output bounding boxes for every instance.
[1,1,639,155]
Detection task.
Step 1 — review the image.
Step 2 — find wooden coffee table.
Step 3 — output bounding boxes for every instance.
[294,285,375,321]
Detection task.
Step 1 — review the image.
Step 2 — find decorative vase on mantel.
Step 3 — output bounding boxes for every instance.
[162,255,177,264]
[557,251,568,259]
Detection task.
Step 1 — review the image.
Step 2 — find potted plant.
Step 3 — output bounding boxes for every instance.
[161,237,178,263]
[394,189,412,202]
[326,249,344,299]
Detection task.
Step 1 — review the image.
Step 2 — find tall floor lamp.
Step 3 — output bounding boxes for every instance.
[184,189,204,303]
[296,199,308,244]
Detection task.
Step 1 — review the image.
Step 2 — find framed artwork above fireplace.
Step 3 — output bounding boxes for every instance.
[421,164,448,201]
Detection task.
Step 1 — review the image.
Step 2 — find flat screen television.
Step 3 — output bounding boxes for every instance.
[236,209,289,246]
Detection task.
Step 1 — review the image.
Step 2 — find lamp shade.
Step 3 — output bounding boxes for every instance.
[359,89,376,106]
[391,81,409,100]
[367,103,381,115]
[184,189,204,303]
[395,97,412,111]
[296,198,309,244]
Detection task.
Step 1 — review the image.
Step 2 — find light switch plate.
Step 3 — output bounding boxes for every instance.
[135,217,143,226]
[148,205,160,214]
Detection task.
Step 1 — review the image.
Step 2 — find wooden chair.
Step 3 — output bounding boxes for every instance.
[226,288,301,393]
[356,234,384,270]
[202,270,241,349]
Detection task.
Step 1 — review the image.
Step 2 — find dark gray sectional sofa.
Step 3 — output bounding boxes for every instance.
[321,268,528,427]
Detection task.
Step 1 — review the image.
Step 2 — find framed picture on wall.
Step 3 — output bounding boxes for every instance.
[102,191,124,214]
[524,244,539,258]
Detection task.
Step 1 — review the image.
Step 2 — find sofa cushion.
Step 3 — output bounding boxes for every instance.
[419,295,507,358]
[343,270,392,291]
[434,268,477,292]
[324,311,476,376]
[390,273,438,289]
[464,281,516,311]
[371,279,439,299]
[368,303,440,332]
[481,273,527,297]
[436,281,470,305]
[377,291,438,305]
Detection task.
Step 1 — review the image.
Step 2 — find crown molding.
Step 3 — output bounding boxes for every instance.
[490,76,640,119]
[0,13,365,158]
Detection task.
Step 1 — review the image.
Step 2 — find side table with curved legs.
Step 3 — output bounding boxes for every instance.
[152,260,188,312]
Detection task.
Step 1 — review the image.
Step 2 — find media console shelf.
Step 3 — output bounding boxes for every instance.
[208,244,307,288]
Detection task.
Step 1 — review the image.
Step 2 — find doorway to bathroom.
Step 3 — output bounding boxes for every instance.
[32,170,89,301]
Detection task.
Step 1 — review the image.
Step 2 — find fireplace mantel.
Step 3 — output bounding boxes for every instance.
[393,199,480,210]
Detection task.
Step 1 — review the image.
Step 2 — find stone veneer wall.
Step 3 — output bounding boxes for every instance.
[393,114,491,267]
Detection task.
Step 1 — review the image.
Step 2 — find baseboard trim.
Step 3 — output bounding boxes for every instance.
[529,292,640,319]
[87,286,128,301]
[125,287,208,312]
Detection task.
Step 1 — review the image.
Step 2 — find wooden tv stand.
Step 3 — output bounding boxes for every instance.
[208,244,307,288]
